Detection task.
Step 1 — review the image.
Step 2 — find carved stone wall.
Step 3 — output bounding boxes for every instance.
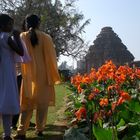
[82,27,135,72]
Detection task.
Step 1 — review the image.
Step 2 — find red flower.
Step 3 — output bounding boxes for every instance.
[75,107,86,120]
[93,112,101,122]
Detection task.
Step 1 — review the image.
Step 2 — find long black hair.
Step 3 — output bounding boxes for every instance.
[24,14,40,47]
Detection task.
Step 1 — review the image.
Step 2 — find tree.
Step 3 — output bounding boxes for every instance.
[0,0,90,59]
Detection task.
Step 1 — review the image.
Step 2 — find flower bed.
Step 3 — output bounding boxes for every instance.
[64,61,140,140]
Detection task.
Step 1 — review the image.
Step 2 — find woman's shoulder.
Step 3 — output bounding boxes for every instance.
[20,31,29,39]
[20,31,28,36]
[40,31,51,38]
[0,32,10,42]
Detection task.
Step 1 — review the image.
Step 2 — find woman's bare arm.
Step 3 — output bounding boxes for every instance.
[8,31,24,56]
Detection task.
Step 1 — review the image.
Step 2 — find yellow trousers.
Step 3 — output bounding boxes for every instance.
[17,107,48,135]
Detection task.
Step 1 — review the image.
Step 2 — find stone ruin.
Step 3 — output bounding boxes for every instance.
[77,27,135,73]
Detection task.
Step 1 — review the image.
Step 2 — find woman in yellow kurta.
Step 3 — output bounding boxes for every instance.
[14,14,60,139]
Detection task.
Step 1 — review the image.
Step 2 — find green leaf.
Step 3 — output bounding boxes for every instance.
[98,119,103,128]
[87,101,95,112]
[93,126,118,140]
[117,125,127,132]
[80,83,87,89]
[117,118,125,129]
[128,100,140,113]
[136,131,140,139]
[74,102,82,108]
[118,107,131,121]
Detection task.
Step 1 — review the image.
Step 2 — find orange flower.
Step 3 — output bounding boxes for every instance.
[99,98,109,107]
[82,75,92,84]
[96,60,116,82]
[89,68,97,81]
[115,73,126,84]
[88,88,100,100]
[75,107,86,120]
[77,85,83,93]
[115,65,134,84]
[93,88,100,93]
[107,84,119,92]
[117,91,131,105]
[117,97,125,105]
[120,91,131,101]
[135,68,140,79]
[71,73,82,87]
[112,102,117,111]
[88,93,95,100]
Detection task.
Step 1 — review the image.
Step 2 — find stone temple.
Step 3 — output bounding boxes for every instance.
[77,27,135,73]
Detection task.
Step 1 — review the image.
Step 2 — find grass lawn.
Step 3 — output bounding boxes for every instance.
[0,83,70,139]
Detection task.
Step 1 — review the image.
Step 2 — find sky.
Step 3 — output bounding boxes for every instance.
[58,0,140,67]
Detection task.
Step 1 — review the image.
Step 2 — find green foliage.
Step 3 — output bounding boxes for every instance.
[128,100,140,113]
[59,69,73,82]
[93,126,115,140]
[117,118,125,129]
[66,61,140,139]
[0,0,90,59]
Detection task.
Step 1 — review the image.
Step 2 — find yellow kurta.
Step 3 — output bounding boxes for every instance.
[20,30,60,111]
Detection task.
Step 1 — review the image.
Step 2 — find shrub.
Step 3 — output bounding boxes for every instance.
[66,60,140,140]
